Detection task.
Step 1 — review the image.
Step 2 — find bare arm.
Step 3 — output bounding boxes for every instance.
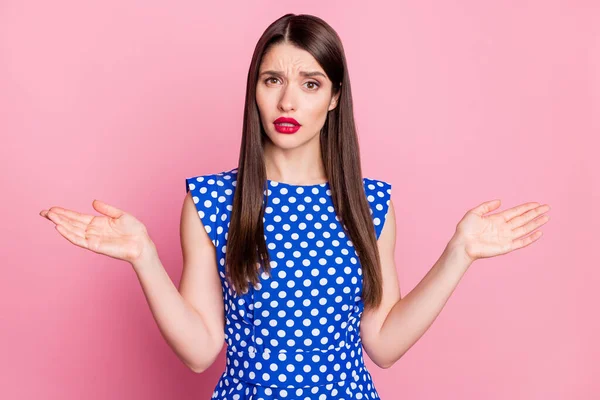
[131,192,225,373]
[360,200,469,369]
[374,236,471,368]
[362,198,548,369]
[40,192,225,373]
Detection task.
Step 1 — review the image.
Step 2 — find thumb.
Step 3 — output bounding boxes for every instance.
[93,199,125,219]
[471,199,501,216]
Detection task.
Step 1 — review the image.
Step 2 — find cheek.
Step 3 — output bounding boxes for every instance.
[256,87,279,107]
[303,98,330,121]
[255,91,271,119]
[255,87,264,107]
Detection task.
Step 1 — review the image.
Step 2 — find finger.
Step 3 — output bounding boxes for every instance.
[508,204,550,229]
[511,230,543,251]
[501,202,540,222]
[471,199,501,216]
[48,210,89,231]
[93,199,125,219]
[47,206,94,225]
[47,212,87,240]
[54,222,90,250]
[513,214,550,237]
[40,209,57,220]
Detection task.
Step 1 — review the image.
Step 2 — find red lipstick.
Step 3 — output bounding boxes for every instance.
[274,117,301,134]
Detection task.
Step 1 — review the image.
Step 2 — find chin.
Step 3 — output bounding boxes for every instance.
[265,131,314,150]
[269,137,304,150]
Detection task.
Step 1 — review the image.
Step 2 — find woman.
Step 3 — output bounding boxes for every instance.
[39,13,550,399]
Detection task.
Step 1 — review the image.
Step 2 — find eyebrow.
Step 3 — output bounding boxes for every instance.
[259,70,327,79]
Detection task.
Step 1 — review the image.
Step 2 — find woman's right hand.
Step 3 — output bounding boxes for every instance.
[39,199,154,265]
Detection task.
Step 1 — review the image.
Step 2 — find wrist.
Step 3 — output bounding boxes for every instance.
[130,237,158,271]
[447,234,475,269]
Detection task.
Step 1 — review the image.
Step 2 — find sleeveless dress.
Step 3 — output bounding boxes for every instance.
[185,168,392,400]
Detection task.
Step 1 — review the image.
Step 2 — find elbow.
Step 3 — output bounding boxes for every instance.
[188,338,224,374]
[376,355,398,369]
[185,358,209,374]
[377,361,392,370]
[187,355,215,374]
[190,364,206,374]
[365,342,398,369]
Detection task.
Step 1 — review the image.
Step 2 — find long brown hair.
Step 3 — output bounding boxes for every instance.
[226,13,383,311]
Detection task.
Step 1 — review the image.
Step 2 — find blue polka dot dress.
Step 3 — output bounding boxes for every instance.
[185,168,392,400]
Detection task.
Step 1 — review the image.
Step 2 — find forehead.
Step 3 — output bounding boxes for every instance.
[260,43,325,75]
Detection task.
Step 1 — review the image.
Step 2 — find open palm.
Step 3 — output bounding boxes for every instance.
[455,199,551,263]
[40,199,151,264]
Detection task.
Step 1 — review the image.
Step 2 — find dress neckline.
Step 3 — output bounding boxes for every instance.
[267,179,329,188]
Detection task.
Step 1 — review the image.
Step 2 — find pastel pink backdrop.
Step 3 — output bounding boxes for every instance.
[2,1,598,399]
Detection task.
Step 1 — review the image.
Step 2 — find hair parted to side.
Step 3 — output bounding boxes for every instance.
[226,13,383,311]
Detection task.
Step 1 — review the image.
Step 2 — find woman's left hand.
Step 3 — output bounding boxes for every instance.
[452,199,551,263]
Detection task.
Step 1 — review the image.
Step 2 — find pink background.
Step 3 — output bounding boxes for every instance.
[2,0,598,399]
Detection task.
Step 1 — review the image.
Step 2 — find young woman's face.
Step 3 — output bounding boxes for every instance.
[256,42,340,151]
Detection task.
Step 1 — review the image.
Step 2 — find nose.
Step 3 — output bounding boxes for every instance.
[277,84,297,112]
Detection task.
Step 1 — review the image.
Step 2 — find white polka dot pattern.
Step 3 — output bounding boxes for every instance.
[184,168,392,399]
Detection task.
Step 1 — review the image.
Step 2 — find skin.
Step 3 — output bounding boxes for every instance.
[38,42,552,370]
[256,42,340,184]
[359,198,551,368]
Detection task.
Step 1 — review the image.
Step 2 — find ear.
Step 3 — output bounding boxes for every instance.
[328,86,342,111]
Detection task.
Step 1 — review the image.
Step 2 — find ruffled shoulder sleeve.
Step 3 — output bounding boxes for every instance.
[185,173,220,245]
[363,178,392,240]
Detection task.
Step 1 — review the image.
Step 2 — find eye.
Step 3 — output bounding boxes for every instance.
[305,81,320,90]
[263,77,320,91]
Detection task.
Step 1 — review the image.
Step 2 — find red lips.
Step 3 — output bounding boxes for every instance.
[274,117,300,125]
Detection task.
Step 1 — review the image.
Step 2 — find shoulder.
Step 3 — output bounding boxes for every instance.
[362,176,393,239]
[362,177,392,193]
[184,167,238,245]
[362,176,392,205]
[185,168,238,192]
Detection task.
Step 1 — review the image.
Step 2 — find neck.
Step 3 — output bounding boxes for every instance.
[263,135,326,185]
